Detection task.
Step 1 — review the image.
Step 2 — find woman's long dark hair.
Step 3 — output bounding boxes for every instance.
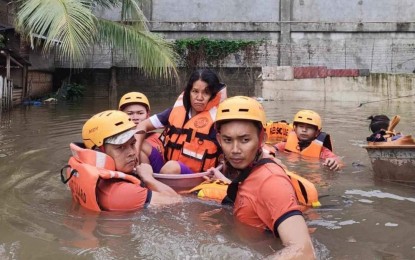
[182,69,224,111]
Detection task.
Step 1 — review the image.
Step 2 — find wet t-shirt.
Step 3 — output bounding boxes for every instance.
[233,163,302,234]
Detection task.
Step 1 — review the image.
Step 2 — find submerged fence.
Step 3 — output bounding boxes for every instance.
[0,76,13,111]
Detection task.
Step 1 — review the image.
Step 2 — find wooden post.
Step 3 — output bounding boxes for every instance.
[109,66,118,108]
[0,76,3,111]
[9,79,13,109]
[22,65,28,99]
[6,53,10,78]
[5,78,9,110]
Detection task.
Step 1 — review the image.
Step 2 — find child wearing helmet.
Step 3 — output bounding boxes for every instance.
[119,92,151,124]
[64,110,179,212]
[206,96,315,259]
[274,110,341,171]
[118,92,164,172]
[134,69,227,175]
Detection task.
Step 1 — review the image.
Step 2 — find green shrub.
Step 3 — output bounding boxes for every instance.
[55,82,85,101]
[174,37,261,68]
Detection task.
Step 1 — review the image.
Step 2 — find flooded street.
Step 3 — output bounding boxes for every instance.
[0,96,414,259]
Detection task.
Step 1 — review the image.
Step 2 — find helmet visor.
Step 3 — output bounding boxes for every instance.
[104,128,137,145]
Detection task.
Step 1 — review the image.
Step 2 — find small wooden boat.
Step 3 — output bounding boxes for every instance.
[363,135,415,185]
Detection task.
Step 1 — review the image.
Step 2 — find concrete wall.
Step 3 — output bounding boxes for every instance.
[261,71,415,103]
[78,0,415,73]
[54,68,260,100]
[152,0,279,22]
[148,0,415,73]
[27,71,53,98]
[292,0,415,22]
[49,0,415,101]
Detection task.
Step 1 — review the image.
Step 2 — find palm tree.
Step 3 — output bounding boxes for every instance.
[14,0,178,80]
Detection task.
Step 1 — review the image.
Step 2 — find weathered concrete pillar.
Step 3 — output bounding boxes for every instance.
[109,67,118,108]
[279,0,292,66]
[141,0,153,24]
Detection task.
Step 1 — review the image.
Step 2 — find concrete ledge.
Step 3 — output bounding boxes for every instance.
[150,22,415,33]
[294,66,327,79]
[260,73,415,102]
[327,69,359,77]
[150,22,281,32]
[262,66,294,81]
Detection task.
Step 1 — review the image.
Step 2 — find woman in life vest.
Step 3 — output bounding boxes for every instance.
[206,96,315,259]
[135,69,227,174]
[274,109,341,171]
[70,110,180,211]
[118,92,164,170]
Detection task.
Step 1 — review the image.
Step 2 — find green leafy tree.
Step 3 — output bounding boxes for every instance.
[15,0,178,79]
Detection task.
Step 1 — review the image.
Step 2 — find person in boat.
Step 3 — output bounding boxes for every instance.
[134,68,227,174]
[118,92,164,170]
[205,96,315,259]
[67,110,180,212]
[366,115,402,142]
[274,109,341,171]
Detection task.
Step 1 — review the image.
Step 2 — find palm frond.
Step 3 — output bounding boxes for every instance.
[120,0,148,30]
[97,18,178,80]
[85,0,120,10]
[16,0,96,66]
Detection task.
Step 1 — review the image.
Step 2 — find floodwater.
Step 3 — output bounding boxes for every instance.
[0,96,414,260]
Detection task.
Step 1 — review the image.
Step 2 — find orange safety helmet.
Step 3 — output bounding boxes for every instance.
[215,96,266,128]
[293,110,322,130]
[82,110,136,149]
[118,92,150,111]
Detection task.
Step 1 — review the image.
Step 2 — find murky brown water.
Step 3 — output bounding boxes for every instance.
[0,96,414,259]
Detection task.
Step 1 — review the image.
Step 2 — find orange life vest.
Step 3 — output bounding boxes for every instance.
[145,132,162,152]
[265,121,293,144]
[284,131,333,158]
[61,143,141,212]
[187,158,320,209]
[159,87,227,172]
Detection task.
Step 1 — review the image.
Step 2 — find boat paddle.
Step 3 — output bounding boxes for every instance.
[387,115,400,133]
[384,115,400,140]
[358,94,415,107]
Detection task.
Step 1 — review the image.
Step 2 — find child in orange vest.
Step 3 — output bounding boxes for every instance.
[274,110,341,171]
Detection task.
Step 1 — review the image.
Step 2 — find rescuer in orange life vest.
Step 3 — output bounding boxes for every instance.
[65,110,181,212]
[205,96,315,259]
[274,109,341,171]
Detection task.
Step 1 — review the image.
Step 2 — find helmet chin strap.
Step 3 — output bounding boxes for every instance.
[99,145,106,153]
[251,128,265,167]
